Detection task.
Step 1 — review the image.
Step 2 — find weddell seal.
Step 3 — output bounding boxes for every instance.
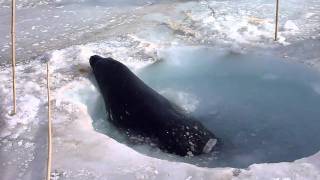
[89,55,219,156]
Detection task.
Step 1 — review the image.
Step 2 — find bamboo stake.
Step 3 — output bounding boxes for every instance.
[274,0,279,41]
[10,0,17,115]
[46,62,52,180]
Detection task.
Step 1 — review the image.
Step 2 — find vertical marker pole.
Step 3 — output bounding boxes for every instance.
[11,0,17,115]
[274,0,279,41]
[46,62,52,180]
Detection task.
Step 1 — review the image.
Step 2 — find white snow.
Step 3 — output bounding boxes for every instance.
[284,20,300,32]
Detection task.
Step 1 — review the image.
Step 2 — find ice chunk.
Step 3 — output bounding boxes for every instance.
[284,20,299,31]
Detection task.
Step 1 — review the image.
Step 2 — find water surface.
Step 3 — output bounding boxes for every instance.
[134,47,320,168]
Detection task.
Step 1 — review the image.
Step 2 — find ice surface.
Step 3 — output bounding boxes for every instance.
[1,0,319,64]
[1,0,320,179]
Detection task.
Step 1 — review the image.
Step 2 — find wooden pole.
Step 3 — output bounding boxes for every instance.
[11,0,17,115]
[46,62,52,180]
[274,0,279,41]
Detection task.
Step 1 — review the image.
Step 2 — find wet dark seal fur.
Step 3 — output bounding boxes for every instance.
[90,55,218,156]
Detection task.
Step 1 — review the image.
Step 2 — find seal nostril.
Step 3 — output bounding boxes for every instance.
[89,55,102,67]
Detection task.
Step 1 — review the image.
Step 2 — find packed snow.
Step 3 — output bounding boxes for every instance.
[1,0,320,179]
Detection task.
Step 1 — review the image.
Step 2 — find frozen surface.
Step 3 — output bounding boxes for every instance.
[1,0,320,179]
[1,0,319,65]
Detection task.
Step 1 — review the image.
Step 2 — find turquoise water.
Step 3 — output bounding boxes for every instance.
[134,47,320,168]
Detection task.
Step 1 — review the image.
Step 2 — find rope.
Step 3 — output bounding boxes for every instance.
[46,62,52,180]
[274,0,279,41]
[11,0,17,115]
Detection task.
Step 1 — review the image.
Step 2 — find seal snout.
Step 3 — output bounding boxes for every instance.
[89,55,103,67]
